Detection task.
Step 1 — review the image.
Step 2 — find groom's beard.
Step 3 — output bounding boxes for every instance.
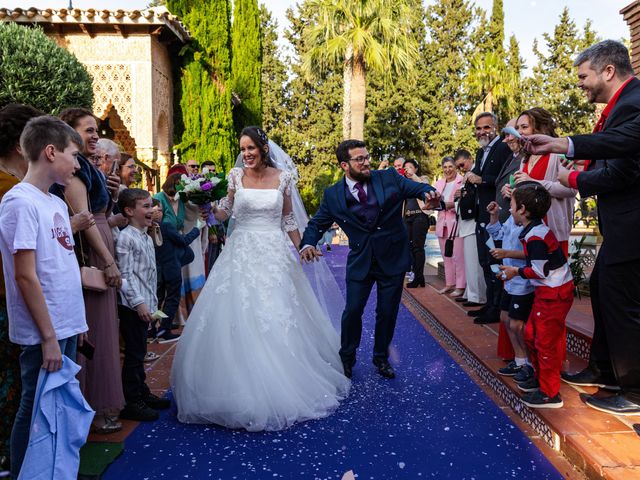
[348,165,371,183]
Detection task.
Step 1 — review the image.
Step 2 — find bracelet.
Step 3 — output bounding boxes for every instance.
[104,261,115,269]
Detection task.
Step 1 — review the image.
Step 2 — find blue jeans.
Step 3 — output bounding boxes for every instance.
[10,336,77,479]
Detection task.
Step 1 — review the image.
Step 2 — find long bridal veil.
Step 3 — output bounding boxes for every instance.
[230,140,346,329]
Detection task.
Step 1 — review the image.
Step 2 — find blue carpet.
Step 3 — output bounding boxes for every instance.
[103,246,562,480]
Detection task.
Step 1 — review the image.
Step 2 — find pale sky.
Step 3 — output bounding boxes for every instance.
[2,0,632,72]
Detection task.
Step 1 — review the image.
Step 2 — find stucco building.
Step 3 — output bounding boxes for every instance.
[0,6,189,182]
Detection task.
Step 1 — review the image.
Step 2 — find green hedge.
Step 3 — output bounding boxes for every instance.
[0,22,93,113]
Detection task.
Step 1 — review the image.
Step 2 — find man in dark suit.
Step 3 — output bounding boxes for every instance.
[300,139,440,379]
[464,113,511,324]
[542,40,640,416]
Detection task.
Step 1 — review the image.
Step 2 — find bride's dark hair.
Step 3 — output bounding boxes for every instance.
[239,126,274,167]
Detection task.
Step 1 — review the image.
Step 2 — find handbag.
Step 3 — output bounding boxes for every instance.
[80,265,108,292]
[444,206,459,258]
[63,193,108,292]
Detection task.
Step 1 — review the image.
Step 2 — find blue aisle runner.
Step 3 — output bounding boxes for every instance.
[104,246,561,480]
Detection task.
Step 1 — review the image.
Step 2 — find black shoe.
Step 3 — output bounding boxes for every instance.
[462,301,485,307]
[455,297,468,303]
[406,279,425,288]
[517,377,540,392]
[498,361,522,377]
[342,362,353,379]
[144,393,171,410]
[561,368,620,390]
[373,360,396,379]
[522,390,563,409]
[120,400,159,421]
[467,306,489,317]
[513,365,535,383]
[474,315,500,324]
[583,393,640,416]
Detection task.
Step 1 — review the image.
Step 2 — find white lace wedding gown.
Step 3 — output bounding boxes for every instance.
[171,168,350,431]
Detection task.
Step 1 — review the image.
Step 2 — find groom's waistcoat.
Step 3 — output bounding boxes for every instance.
[344,181,379,231]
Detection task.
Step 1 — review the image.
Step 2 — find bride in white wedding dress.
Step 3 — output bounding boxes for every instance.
[170,127,350,431]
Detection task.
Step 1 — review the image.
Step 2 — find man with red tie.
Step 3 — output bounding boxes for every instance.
[534,40,640,416]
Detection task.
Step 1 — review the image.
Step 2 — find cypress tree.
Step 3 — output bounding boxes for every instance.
[231,0,262,132]
[260,6,287,144]
[167,0,236,172]
[503,34,524,119]
[488,0,505,55]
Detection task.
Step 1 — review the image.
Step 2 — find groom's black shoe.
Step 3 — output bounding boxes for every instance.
[373,360,396,379]
[342,362,353,379]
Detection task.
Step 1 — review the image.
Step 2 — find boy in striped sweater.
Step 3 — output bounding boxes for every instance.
[499,184,573,408]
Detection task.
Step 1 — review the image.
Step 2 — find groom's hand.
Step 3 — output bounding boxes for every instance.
[299,246,323,263]
[424,190,442,209]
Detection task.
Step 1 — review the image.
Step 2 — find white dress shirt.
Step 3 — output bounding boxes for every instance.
[344,176,368,202]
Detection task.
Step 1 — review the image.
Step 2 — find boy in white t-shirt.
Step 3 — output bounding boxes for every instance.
[0,116,88,477]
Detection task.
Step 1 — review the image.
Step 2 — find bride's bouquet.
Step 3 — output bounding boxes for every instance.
[175,171,228,205]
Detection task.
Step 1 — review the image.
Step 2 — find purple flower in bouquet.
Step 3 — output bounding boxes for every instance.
[175,172,228,205]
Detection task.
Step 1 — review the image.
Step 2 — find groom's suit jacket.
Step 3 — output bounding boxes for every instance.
[301,169,436,281]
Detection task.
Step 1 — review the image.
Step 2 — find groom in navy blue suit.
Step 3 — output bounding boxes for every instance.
[300,140,441,379]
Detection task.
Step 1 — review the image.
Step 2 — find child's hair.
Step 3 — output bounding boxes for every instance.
[151,198,161,208]
[118,188,151,217]
[512,183,551,220]
[19,116,84,163]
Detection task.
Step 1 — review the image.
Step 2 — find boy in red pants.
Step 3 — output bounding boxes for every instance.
[500,184,573,408]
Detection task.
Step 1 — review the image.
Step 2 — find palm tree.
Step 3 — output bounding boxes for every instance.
[467,51,519,122]
[302,0,420,140]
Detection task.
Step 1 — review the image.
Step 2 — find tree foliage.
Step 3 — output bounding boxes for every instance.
[364,0,432,174]
[302,0,420,140]
[0,23,93,113]
[231,0,262,131]
[279,3,344,212]
[420,0,481,167]
[167,0,236,171]
[488,0,504,56]
[523,8,598,135]
[260,6,287,144]
[258,0,606,212]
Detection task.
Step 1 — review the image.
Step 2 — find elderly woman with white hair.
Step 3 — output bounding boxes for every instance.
[95,138,121,177]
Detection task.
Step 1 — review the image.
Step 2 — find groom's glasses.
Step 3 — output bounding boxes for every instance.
[349,155,371,165]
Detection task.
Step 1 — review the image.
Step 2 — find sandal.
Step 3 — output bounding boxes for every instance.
[449,289,465,298]
[144,351,160,362]
[91,416,123,434]
[437,286,454,295]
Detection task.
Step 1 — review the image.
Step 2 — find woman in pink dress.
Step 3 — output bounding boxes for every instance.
[434,157,465,297]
